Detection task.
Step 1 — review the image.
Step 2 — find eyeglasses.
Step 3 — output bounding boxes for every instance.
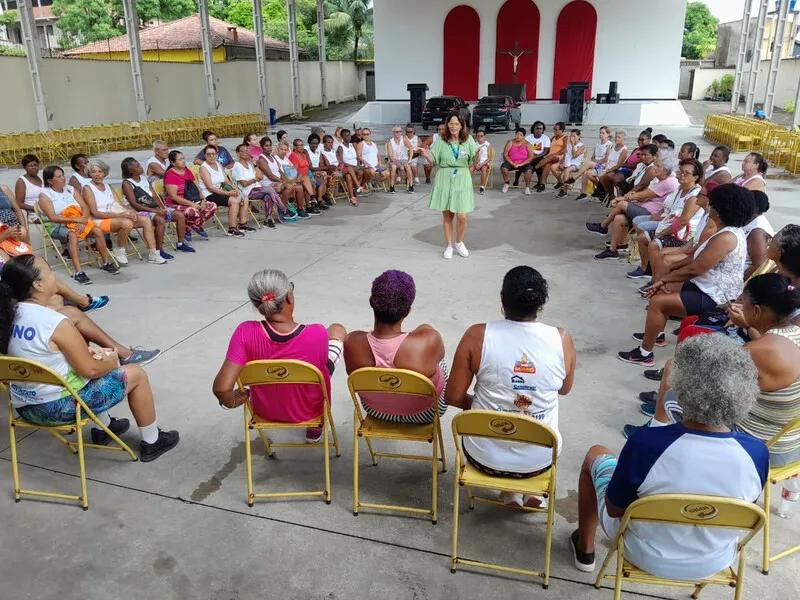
[392,130,401,133]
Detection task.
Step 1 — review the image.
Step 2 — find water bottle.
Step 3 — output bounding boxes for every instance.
[777,474,800,519]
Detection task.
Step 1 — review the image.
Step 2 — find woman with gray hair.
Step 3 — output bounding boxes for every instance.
[212,269,346,443]
[571,333,768,577]
[82,159,167,265]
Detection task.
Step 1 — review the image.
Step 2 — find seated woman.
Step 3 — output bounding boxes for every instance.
[733,152,768,192]
[618,183,755,366]
[500,128,534,194]
[337,129,363,205]
[231,144,282,230]
[244,133,262,160]
[697,146,732,205]
[68,153,91,193]
[0,182,30,244]
[343,270,448,424]
[14,154,43,216]
[193,130,233,167]
[82,159,164,265]
[590,151,677,261]
[575,126,615,200]
[290,138,326,212]
[471,129,492,195]
[554,128,586,197]
[164,150,217,239]
[743,190,775,279]
[387,126,415,194]
[597,128,651,199]
[0,255,177,461]
[212,269,346,443]
[627,158,704,280]
[121,157,192,257]
[197,144,253,237]
[256,136,300,221]
[307,134,336,204]
[36,166,119,285]
[275,142,314,216]
[677,142,701,161]
[572,333,767,576]
[446,266,576,507]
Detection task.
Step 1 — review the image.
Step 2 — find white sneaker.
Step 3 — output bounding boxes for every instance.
[112,247,128,265]
[454,242,469,257]
[414,176,420,184]
[524,186,531,195]
[443,245,453,260]
[147,249,167,264]
[479,186,485,195]
[502,183,509,193]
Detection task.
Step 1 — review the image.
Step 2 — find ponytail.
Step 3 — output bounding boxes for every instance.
[0,255,40,354]
[745,273,800,319]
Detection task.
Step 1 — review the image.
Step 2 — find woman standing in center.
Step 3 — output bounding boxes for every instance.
[420,113,477,260]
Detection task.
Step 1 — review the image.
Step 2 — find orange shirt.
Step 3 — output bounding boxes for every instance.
[549,135,566,156]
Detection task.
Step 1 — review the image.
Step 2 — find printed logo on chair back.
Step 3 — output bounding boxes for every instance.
[489,418,517,436]
[378,374,401,389]
[265,365,289,380]
[8,362,30,379]
[680,502,719,521]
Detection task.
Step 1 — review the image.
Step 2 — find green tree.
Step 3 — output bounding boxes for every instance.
[682,1,718,59]
[0,9,19,27]
[323,0,371,60]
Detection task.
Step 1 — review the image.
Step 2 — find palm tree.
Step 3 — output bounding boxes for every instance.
[323,0,372,61]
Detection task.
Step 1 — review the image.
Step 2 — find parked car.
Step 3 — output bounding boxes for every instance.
[471,96,521,131]
[422,96,471,130]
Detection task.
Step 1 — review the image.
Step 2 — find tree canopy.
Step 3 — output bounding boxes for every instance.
[683,1,718,59]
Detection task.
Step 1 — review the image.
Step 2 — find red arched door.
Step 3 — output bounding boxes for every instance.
[552,0,597,100]
[495,0,540,99]
[443,6,481,100]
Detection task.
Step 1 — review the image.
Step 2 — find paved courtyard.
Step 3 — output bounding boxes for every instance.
[0,123,799,599]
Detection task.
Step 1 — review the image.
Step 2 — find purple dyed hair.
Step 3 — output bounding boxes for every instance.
[369,270,416,324]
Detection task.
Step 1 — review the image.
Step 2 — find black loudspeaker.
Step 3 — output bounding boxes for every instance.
[407,83,429,123]
[559,89,568,104]
[608,81,619,104]
[596,93,608,104]
[566,82,590,124]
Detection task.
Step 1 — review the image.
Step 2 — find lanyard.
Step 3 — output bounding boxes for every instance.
[450,142,461,177]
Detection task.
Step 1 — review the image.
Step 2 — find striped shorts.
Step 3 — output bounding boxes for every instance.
[591,453,622,539]
[363,359,449,425]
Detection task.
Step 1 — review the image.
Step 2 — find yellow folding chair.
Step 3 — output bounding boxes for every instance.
[472,146,495,189]
[0,357,138,510]
[450,410,558,588]
[347,367,446,523]
[111,186,144,261]
[762,415,800,574]
[33,204,99,276]
[237,359,340,506]
[595,494,766,600]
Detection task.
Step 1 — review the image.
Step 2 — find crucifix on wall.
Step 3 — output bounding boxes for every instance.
[501,40,533,84]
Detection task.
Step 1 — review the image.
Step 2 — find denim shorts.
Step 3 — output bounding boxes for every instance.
[16,369,127,426]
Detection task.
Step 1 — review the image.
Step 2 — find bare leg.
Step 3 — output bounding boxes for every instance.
[66,232,81,272]
[152,214,165,250]
[327,323,346,342]
[135,215,156,249]
[112,218,133,248]
[523,169,533,187]
[652,359,674,424]
[480,165,489,187]
[501,167,510,184]
[601,203,626,229]
[54,279,88,308]
[642,293,686,352]
[442,211,455,247]
[90,226,112,263]
[424,162,432,182]
[121,364,156,426]
[610,214,628,251]
[171,210,187,243]
[638,233,650,270]
[455,213,467,244]
[58,305,133,360]
[577,444,617,554]
[227,197,239,229]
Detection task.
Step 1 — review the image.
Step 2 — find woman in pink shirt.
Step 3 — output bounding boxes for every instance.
[213,269,346,442]
[343,270,448,423]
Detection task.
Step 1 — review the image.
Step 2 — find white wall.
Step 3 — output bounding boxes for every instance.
[690,67,735,101]
[374,0,686,101]
[689,57,800,110]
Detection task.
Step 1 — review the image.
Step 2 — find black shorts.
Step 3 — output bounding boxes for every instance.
[205,193,233,207]
[624,203,651,225]
[680,281,718,316]
[501,161,533,174]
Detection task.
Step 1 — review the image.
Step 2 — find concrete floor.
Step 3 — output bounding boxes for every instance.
[0,123,799,600]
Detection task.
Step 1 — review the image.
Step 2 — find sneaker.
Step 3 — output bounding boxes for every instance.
[570,530,595,573]
[632,331,666,347]
[443,245,453,260]
[288,201,298,214]
[90,417,130,445]
[640,403,656,418]
[556,190,568,198]
[112,247,129,266]
[305,427,323,444]
[535,183,546,192]
[101,262,120,275]
[479,186,485,195]
[228,228,245,237]
[626,266,649,279]
[414,176,420,184]
[140,429,180,463]
[502,183,509,193]
[585,222,609,235]
[324,197,334,206]
[296,210,311,219]
[349,199,358,207]
[239,223,257,231]
[389,186,396,194]
[644,368,664,382]
[623,422,649,439]
[639,391,658,404]
[147,249,167,264]
[638,281,655,296]
[81,295,109,312]
[159,249,175,260]
[565,177,576,185]
[553,182,562,190]
[266,218,276,229]
[184,231,192,242]
[407,186,415,194]
[120,347,161,366]
[454,242,469,257]
[194,227,209,240]
[500,491,524,507]
[618,347,655,367]
[176,242,196,253]
[308,206,321,215]
[524,186,531,195]
[594,249,619,260]
[425,178,431,184]
[618,245,631,256]
[576,193,588,200]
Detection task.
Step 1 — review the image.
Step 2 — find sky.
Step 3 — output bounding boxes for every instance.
[701,0,748,24]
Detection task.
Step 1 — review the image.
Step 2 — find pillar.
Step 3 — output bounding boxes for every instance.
[121,0,148,122]
[730,0,753,114]
[317,0,328,109]
[252,0,269,121]
[763,0,791,119]
[744,0,769,116]
[197,0,218,115]
[287,0,302,117]
[18,0,48,130]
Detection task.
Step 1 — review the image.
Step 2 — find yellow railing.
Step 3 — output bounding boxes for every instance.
[0,112,267,166]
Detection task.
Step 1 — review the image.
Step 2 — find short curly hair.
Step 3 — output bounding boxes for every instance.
[670,334,759,428]
[709,183,756,228]
[370,270,416,324]
[501,266,549,320]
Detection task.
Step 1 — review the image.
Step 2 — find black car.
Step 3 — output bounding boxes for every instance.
[422,96,471,130]
[471,96,522,131]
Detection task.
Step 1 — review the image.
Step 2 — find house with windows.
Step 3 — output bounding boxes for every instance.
[0,0,63,56]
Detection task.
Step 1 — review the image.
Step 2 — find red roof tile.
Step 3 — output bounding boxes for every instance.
[63,14,288,55]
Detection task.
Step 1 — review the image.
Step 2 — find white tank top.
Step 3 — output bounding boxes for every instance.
[692,226,747,305]
[145,156,169,183]
[360,141,379,167]
[260,155,282,181]
[71,172,91,188]
[564,142,584,168]
[321,148,339,167]
[340,143,358,166]
[41,186,80,215]
[463,320,566,472]
[308,147,322,169]
[593,140,612,162]
[198,161,226,198]
[406,135,419,150]
[476,141,490,164]
[606,144,627,168]
[18,176,42,207]
[125,176,150,195]
[85,181,117,213]
[7,303,88,406]
[390,138,409,161]
[655,185,703,237]
[705,165,731,179]
[633,162,654,186]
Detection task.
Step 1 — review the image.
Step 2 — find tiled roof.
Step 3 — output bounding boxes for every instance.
[33,6,55,19]
[63,14,288,55]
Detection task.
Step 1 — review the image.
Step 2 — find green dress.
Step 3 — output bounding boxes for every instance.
[428,135,477,214]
